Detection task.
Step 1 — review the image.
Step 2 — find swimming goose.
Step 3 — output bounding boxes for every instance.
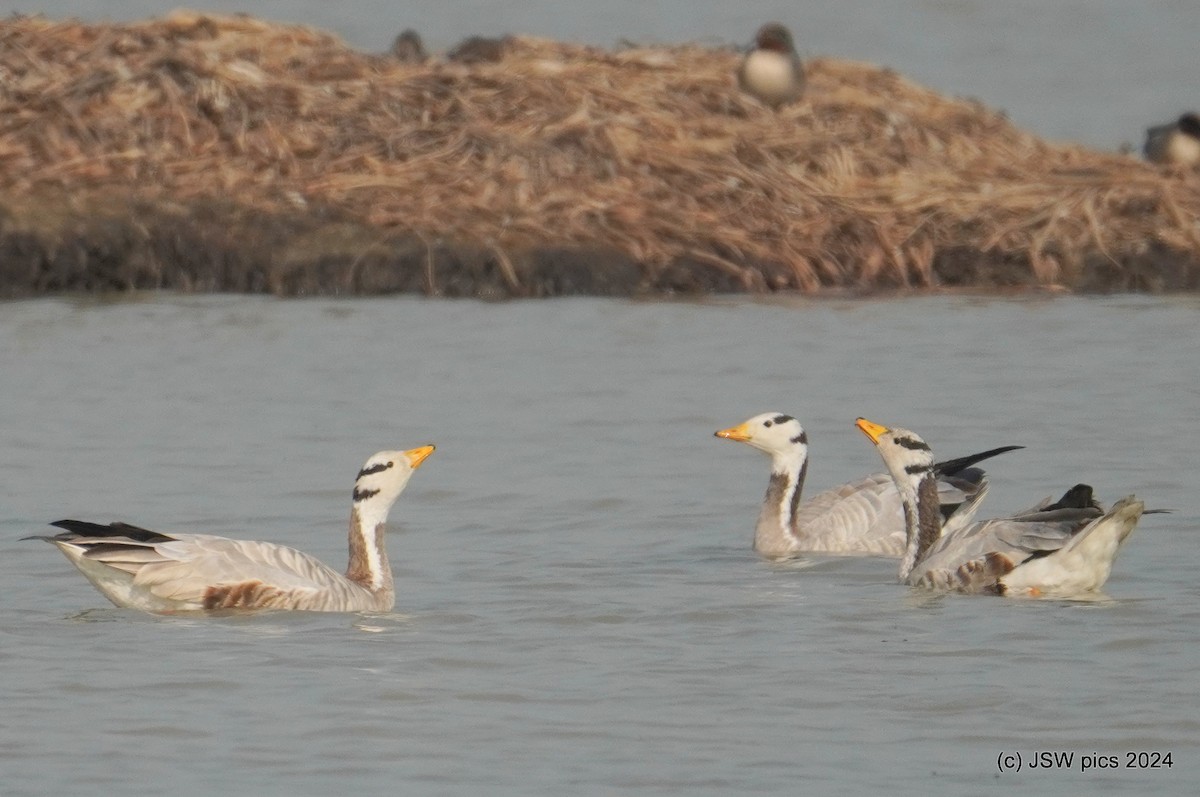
[26,445,435,613]
[714,412,1021,559]
[738,23,805,109]
[1143,112,1200,167]
[855,417,1144,597]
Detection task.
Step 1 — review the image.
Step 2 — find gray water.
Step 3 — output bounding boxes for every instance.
[1,0,1194,150]
[1,295,1197,794]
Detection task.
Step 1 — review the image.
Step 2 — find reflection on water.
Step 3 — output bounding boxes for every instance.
[1,295,1197,795]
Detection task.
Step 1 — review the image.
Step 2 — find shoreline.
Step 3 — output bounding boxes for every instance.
[1,12,1197,298]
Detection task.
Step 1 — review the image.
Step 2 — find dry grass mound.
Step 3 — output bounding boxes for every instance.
[0,11,1197,296]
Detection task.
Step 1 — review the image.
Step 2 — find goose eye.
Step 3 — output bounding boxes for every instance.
[763,420,773,428]
[387,461,395,468]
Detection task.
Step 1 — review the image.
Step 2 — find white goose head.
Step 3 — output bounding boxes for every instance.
[853,419,933,494]
[714,412,808,470]
[353,445,436,516]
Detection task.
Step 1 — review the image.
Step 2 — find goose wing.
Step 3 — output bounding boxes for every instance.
[130,535,348,605]
[930,444,1023,534]
[795,455,1004,554]
[908,486,1105,591]
[794,473,906,553]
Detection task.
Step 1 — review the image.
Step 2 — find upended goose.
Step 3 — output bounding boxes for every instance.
[25,446,434,613]
[715,412,1021,559]
[856,417,1144,597]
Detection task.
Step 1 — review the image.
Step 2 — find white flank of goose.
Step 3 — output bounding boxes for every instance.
[855,417,1145,597]
[26,445,435,613]
[714,412,1021,559]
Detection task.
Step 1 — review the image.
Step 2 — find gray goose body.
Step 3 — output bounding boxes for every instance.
[856,418,1144,597]
[26,446,434,613]
[715,412,1020,559]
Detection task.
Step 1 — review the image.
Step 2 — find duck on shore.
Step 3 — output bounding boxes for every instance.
[447,35,513,64]
[1143,112,1200,167]
[737,23,805,109]
[390,29,428,63]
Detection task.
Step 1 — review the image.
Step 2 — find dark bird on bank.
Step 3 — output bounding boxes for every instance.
[447,35,513,64]
[390,29,427,63]
[737,23,805,110]
[1143,112,1200,167]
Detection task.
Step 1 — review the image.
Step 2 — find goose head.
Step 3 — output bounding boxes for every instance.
[353,445,436,510]
[854,418,934,496]
[715,412,808,471]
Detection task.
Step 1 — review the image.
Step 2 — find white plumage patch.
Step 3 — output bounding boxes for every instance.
[741,51,798,101]
[1166,132,1200,166]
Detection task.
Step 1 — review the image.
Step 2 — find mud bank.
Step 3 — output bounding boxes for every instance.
[1,13,1197,298]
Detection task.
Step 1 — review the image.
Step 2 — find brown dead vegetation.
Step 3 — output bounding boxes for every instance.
[0,11,1196,297]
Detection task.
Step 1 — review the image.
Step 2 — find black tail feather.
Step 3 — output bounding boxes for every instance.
[46,519,173,544]
[933,445,1024,477]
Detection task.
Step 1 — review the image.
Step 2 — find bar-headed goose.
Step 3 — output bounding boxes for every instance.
[856,417,1144,597]
[715,412,1021,559]
[26,445,435,613]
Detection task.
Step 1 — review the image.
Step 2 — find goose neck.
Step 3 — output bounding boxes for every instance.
[760,452,808,538]
[898,474,942,581]
[346,505,394,595]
